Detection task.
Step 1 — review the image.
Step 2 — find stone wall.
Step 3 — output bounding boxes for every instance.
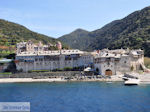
[0,71,82,78]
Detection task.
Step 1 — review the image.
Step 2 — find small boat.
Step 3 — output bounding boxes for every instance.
[124,78,140,85]
[123,73,138,80]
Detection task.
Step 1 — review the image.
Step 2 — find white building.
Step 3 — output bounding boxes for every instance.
[15,41,93,72]
[15,41,146,75]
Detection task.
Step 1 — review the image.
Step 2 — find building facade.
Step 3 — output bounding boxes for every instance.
[15,41,93,72]
[94,49,145,75]
[15,40,146,75]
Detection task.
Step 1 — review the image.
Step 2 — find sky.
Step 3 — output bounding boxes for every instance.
[0,0,150,38]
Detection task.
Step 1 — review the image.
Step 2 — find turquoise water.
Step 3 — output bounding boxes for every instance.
[0,82,150,112]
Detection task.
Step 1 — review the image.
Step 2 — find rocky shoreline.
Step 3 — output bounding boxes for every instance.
[0,71,150,84]
[0,76,123,83]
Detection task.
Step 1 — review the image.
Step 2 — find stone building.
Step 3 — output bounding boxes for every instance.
[94,49,144,76]
[15,41,146,75]
[15,41,93,72]
[16,40,49,54]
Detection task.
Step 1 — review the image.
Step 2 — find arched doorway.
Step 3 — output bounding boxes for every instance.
[105,69,112,76]
[96,68,99,73]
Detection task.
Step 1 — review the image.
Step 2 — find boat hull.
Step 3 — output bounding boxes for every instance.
[124,79,140,85]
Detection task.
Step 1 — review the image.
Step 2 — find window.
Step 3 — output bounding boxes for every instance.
[107,62,110,66]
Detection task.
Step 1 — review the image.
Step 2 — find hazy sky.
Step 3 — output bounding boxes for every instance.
[0,0,150,38]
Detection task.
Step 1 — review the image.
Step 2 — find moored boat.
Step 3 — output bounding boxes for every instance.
[124,78,140,85]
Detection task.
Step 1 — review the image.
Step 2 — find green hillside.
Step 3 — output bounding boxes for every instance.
[0,19,57,44]
[59,28,92,50]
[59,6,150,57]
[0,19,59,58]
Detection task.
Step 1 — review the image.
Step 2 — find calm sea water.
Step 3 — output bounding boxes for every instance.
[0,82,150,112]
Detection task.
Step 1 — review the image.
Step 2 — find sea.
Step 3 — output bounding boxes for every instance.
[0,82,150,112]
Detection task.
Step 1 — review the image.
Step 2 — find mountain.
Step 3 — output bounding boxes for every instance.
[59,6,150,57]
[0,19,57,45]
[0,19,64,58]
[59,28,91,50]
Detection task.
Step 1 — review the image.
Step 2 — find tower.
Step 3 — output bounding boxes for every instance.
[57,41,62,50]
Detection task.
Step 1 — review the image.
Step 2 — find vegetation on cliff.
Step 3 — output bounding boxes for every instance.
[59,6,150,57]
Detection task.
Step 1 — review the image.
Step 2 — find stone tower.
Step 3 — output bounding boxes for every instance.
[57,41,62,50]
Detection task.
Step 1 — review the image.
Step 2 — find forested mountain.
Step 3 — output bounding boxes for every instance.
[0,19,58,45]
[0,19,60,58]
[59,6,150,57]
[59,29,91,50]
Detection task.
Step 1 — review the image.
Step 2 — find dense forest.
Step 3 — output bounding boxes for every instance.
[59,6,150,57]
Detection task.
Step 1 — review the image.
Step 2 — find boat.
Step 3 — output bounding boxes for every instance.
[124,78,140,85]
[122,76,129,81]
[123,73,138,80]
